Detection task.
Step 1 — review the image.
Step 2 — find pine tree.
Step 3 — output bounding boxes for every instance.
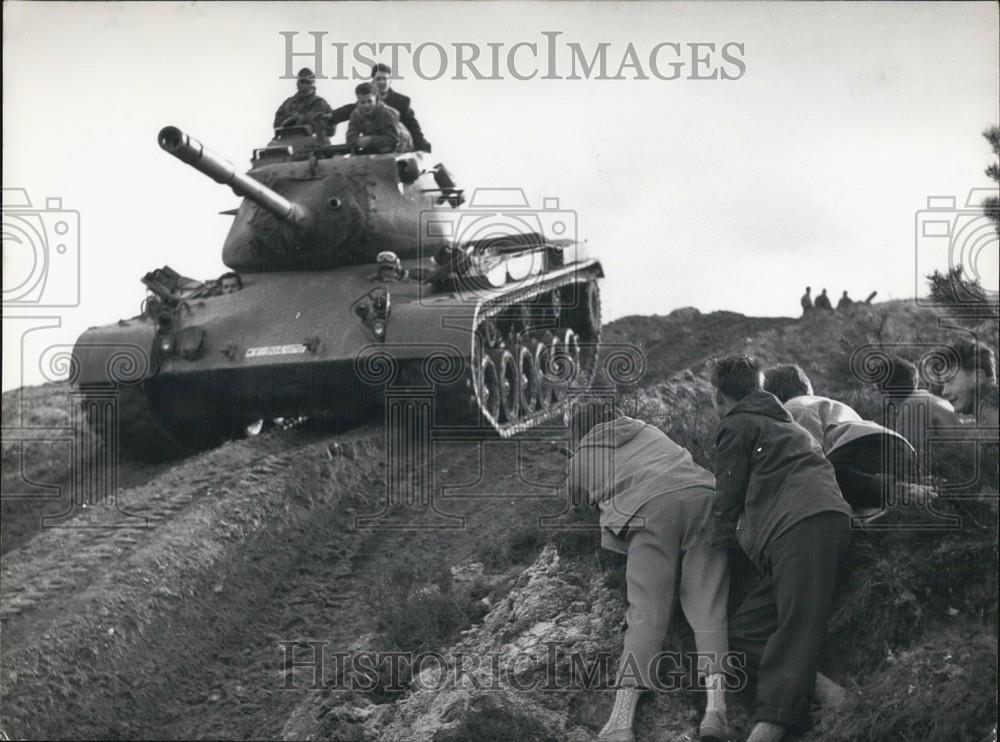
[984,125,1000,236]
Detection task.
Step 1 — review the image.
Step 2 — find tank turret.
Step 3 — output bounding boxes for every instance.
[158,125,447,273]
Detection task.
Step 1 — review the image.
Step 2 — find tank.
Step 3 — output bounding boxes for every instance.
[72,125,604,460]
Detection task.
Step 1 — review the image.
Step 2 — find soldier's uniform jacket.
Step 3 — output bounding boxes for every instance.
[332,89,430,151]
[273,92,335,137]
[346,103,413,153]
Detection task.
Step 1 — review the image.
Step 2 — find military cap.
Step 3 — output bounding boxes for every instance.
[297,68,316,82]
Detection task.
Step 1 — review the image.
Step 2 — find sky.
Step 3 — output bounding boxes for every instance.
[3,1,998,391]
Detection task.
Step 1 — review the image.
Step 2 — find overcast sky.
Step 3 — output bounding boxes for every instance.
[3,1,998,391]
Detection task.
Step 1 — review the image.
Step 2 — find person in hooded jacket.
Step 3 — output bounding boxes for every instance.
[566,397,731,742]
[763,364,918,513]
[710,355,853,742]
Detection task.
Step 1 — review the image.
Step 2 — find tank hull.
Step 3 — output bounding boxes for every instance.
[74,257,603,459]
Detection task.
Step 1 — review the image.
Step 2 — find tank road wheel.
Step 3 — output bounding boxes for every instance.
[542,334,566,404]
[477,352,502,422]
[583,281,602,341]
[517,344,538,414]
[494,349,519,423]
[529,339,550,413]
[562,280,601,343]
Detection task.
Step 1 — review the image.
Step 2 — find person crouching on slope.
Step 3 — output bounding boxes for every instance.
[763,364,919,517]
[710,356,853,742]
[566,396,731,742]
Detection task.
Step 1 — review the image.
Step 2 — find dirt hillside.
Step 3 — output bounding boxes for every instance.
[2,302,997,741]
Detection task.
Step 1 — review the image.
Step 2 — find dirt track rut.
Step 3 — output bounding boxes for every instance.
[1,426,569,740]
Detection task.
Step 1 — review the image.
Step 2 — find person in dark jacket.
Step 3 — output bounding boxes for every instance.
[836,291,853,311]
[567,397,730,742]
[813,289,833,311]
[763,364,919,513]
[799,286,813,316]
[711,355,853,742]
[331,63,431,151]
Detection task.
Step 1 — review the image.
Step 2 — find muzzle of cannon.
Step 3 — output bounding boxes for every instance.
[158,125,310,229]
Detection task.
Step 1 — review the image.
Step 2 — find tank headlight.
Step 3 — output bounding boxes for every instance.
[159,336,174,354]
[178,326,206,360]
[372,320,387,340]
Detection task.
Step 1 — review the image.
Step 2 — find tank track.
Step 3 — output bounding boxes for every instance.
[466,266,602,437]
[81,382,225,462]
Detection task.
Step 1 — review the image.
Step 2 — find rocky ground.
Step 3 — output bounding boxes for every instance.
[2,303,997,741]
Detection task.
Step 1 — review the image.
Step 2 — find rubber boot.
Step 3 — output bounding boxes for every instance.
[746,721,784,742]
[814,672,848,710]
[598,687,640,742]
[699,672,729,741]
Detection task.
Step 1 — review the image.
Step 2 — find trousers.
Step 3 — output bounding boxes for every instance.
[617,487,730,689]
[828,435,915,510]
[729,510,851,731]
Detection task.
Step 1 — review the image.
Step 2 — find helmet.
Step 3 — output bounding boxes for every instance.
[376,251,401,270]
[296,68,316,83]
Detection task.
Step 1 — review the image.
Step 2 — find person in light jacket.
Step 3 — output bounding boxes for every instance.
[763,364,917,512]
[566,397,730,742]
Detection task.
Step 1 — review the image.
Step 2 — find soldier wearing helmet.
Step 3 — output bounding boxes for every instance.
[368,251,409,282]
[273,68,335,138]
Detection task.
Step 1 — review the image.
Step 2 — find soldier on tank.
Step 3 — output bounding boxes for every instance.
[331,63,431,152]
[836,291,853,311]
[273,68,335,138]
[218,271,243,294]
[368,251,410,282]
[346,83,413,154]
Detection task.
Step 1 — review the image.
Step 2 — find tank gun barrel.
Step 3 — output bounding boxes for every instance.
[158,125,308,226]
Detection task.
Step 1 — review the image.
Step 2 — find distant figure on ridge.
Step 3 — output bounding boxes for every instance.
[800,287,813,316]
[814,289,833,311]
[836,291,853,311]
